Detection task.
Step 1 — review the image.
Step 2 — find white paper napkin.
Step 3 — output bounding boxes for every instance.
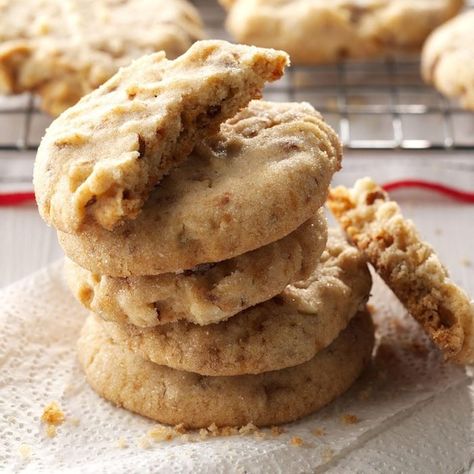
[0,262,472,473]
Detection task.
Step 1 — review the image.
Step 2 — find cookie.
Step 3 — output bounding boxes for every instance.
[0,0,204,116]
[34,41,289,234]
[99,228,371,376]
[77,310,374,428]
[58,100,342,276]
[422,11,474,110]
[328,177,474,365]
[222,0,464,64]
[65,212,327,328]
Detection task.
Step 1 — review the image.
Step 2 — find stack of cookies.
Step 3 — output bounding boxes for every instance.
[34,40,375,428]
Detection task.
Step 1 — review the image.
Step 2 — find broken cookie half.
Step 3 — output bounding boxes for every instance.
[34,40,289,233]
[328,177,474,365]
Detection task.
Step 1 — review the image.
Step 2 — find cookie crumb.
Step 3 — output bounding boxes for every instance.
[148,425,176,442]
[461,258,472,268]
[290,436,304,447]
[434,228,442,236]
[321,446,334,462]
[253,430,267,440]
[117,437,128,449]
[358,387,372,401]
[207,423,219,436]
[138,436,151,449]
[68,417,80,427]
[238,423,259,436]
[18,444,32,459]
[410,341,429,357]
[341,414,359,425]
[199,428,209,440]
[311,427,326,437]
[41,402,65,426]
[174,423,187,434]
[45,424,57,438]
[270,426,285,437]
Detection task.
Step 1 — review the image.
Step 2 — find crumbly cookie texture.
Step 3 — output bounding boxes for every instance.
[65,212,327,328]
[58,100,342,276]
[0,0,204,115]
[77,310,374,428]
[327,177,474,365]
[422,11,474,110]
[34,41,288,233]
[100,227,371,376]
[222,0,464,64]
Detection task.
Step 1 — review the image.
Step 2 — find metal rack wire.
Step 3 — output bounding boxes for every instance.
[1,0,473,160]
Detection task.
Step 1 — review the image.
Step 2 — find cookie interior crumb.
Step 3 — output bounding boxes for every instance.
[341,414,359,425]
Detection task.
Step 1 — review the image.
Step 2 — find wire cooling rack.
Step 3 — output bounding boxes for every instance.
[1,0,474,163]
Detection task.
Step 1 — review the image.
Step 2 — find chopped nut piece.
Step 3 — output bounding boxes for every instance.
[290,436,304,447]
[41,402,65,426]
[341,414,359,425]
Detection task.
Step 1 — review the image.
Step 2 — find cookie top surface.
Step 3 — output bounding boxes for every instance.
[223,0,464,64]
[328,177,474,365]
[100,228,371,376]
[65,212,327,327]
[422,11,474,110]
[0,0,205,115]
[58,100,342,276]
[34,40,289,233]
[78,310,374,428]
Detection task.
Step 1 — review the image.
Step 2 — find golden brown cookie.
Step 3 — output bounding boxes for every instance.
[328,177,474,365]
[222,0,464,64]
[77,310,374,428]
[99,228,371,375]
[0,0,204,115]
[422,11,474,110]
[65,212,327,327]
[34,40,289,233]
[58,100,342,276]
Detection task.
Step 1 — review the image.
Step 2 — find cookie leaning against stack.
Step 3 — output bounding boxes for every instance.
[35,40,375,428]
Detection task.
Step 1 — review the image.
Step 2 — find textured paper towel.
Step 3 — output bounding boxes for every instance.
[0,262,472,473]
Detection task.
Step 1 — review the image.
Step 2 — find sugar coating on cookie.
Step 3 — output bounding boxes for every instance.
[0,0,204,115]
[222,0,464,64]
[328,177,474,365]
[34,40,289,233]
[58,100,342,276]
[65,212,328,327]
[77,310,374,428]
[99,227,371,376]
[422,11,474,110]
